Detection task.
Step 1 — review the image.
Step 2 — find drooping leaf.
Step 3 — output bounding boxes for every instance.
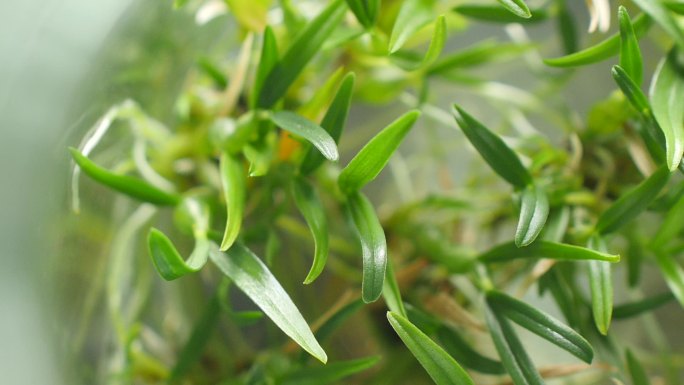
[436,326,505,375]
[257,0,346,107]
[453,105,531,188]
[338,110,420,193]
[346,192,387,303]
[300,72,355,174]
[543,14,651,67]
[486,291,593,363]
[209,244,327,363]
[613,292,676,319]
[453,4,546,23]
[618,6,644,86]
[291,176,329,284]
[270,111,339,161]
[69,148,180,206]
[345,0,380,28]
[611,65,650,114]
[595,166,670,234]
[515,185,549,247]
[654,249,684,307]
[632,0,684,49]
[277,356,380,385]
[587,236,613,335]
[383,258,407,317]
[148,227,210,281]
[626,349,650,385]
[219,151,246,251]
[480,240,620,263]
[387,312,475,385]
[496,0,531,19]
[388,0,435,54]
[251,26,279,108]
[650,49,684,171]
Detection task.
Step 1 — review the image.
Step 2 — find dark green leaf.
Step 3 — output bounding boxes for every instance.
[315,299,364,342]
[251,26,279,108]
[209,244,327,363]
[618,6,644,86]
[515,185,549,247]
[654,249,684,307]
[338,110,420,193]
[613,292,675,319]
[650,49,684,171]
[69,147,180,206]
[496,0,531,19]
[612,65,650,114]
[587,236,613,335]
[219,151,246,251]
[453,4,546,23]
[665,1,684,15]
[278,356,380,385]
[197,57,228,89]
[480,240,620,263]
[453,105,531,188]
[388,0,435,54]
[436,326,505,375]
[486,291,593,363]
[632,0,684,49]
[596,166,670,234]
[271,111,339,161]
[345,0,380,28]
[383,258,406,317]
[346,192,387,303]
[291,176,329,284]
[387,311,475,385]
[626,349,650,385]
[556,0,577,54]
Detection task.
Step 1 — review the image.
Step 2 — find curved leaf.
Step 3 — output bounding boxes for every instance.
[618,6,644,86]
[271,111,339,161]
[654,249,684,307]
[480,240,620,263]
[387,312,475,385]
[391,15,447,71]
[587,236,613,335]
[338,110,420,193]
[251,25,279,108]
[515,185,549,247]
[612,65,650,114]
[219,151,246,251]
[278,356,380,385]
[632,0,684,49]
[496,0,531,19]
[453,4,546,23]
[148,228,210,280]
[291,176,329,284]
[345,0,380,28]
[650,50,684,171]
[388,0,435,54]
[209,244,327,363]
[383,258,406,317]
[69,147,180,206]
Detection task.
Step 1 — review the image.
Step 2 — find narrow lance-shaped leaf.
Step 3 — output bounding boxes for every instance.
[650,49,684,171]
[632,0,684,49]
[556,0,577,54]
[345,0,380,29]
[219,151,246,251]
[453,4,547,24]
[387,312,475,385]
[480,240,620,263]
[652,193,684,247]
[453,105,531,188]
[665,1,684,15]
[436,326,505,375]
[626,349,650,385]
[391,15,447,72]
[251,26,279,108]
[496,0,531,19]
[300,72,355,174]
[612,65,650,114]
[346,192,387,303]
[587,236,613,335]
[544,14,651,68]
[428,40,533,75]
[338,110,420,193]
[69,148,180,206]
[515,184,549,247]
[388,0,435,54]
[654,249,684,307]
[278,356,380,385]
[270,111,339,161]
[486,291,594,363]
[484,305,544,385]
[613,292,675,319]
[209,244,327,363]
[618,6,644,85]
[257,0,346,107]
[383,258,407,317]
[291,176,329,284]
[595,166,670,234]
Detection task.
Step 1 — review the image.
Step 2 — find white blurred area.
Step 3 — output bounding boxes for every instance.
[0,0,133,383]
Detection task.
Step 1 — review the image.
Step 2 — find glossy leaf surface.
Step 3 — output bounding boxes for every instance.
[278,356,379,385]
[496,0,531,19]
[388,0,435,54]
[219,151,246,251]
[618,6,644,85]
[650,50,684,171]
[291,176,329,284]
[587,236,613,335]
[271,111,339,161]
[515,185,549,247]
[480,240,620,263]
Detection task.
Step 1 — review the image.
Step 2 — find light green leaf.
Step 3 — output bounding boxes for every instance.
[650,50,684,171]
[556,0,577,54]
[69,147,180,206]
[291,176,329,284]
[278,356,380,385]
[653,194,684,247]
[612,65,650,114]
[300,72,355,174]
[632,0,684,49]
[596,166,671,234]
[515,185,549,247]
[626,349,650,385]
[452,105,531,188]
[346,192,387,303]
[587,236,613,335]
[496,0,531,19]
[391,15,447,71]
[429,40,533,75]
[480,240,620,263]
[486,291,593,363]
[543,14,651,67]
[219,151,246,251]
[383,258,406,317]
[270,111,339,161]
[251,26,279,108]
[388,0,435,54]
[436,326,505,375]
[345,0,380,28]
[613,292,675,319]
[387,311,475,385]
[148,228,210,281]
[225,0,270,31]
[209,244,327,363]
[665,1,684,15]
[197,57,228,89]
[338,110,420,193]
[257,0,346,107]
[453,4,546,23]
[243,137,274,177]
[654,249,684,307]
[618,6,644,86]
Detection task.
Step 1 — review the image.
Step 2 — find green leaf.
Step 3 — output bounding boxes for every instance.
[453,105,531,188]
[338,110,420,193]
[626,349,650,385]
[543,14,651,68]
[291,176,329,284]
[650,49,684,171]
[436,326,505,375]
[315,299,364,342]
[388,0,435,54]
[480,240,620,263]
[515,185,549,247]
[69,148,180,206]
[271,111,339,161]
[613,292,675,319]
[387,312,475,385]
[383,258,406,317]
[209,244,327,363]
[587,236,613,335]
[148,224,210,281]
[453,4,546,23]
[486,291,594,363]
[300,72,355,174]
[257,0,346,107]
[219,151,246,251]
[278,356,380,385]
[654,249,684,307]
[345,0,380,28]
[197,57,228,89]
[618,6,644,86]
[632,0,684,49]
[596,166,671,234]
[484,306,543,385]
[429,40,533,75]
[496,0,531,19]
[251,26,279,108]
[556,0,578,54]
[665,1,684,15]
[653,194,684,247]
[225,0,270,31]
[391,15,447,71]
[346,192,387,303]
[612,65,650,114]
